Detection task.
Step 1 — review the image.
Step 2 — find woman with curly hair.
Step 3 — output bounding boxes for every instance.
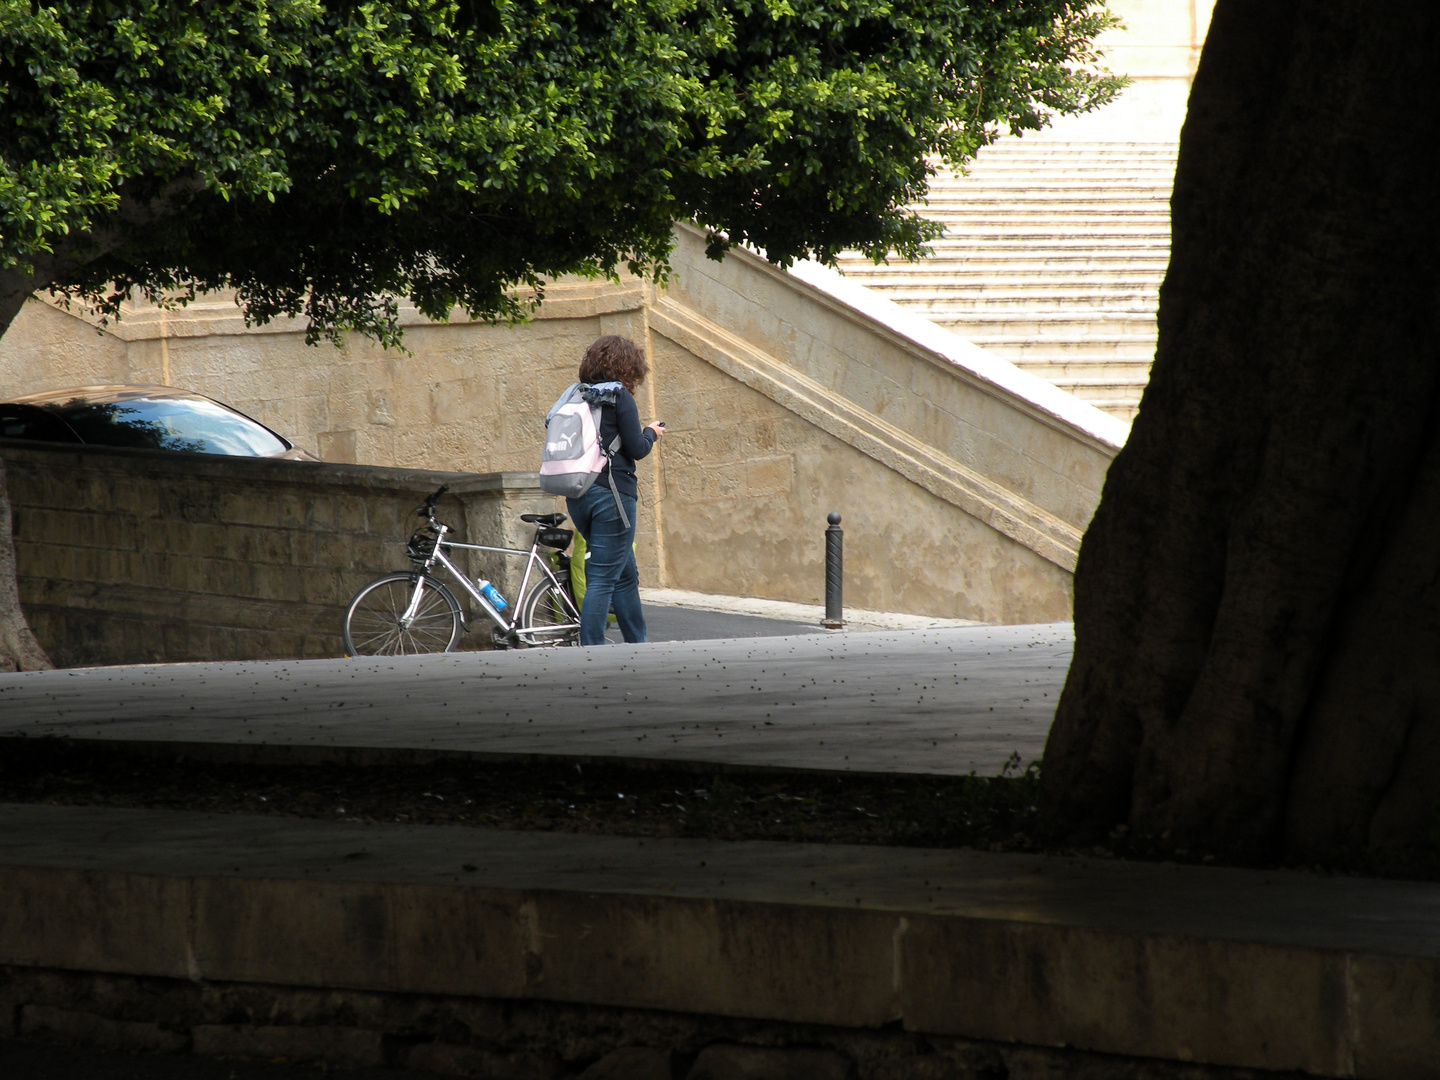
[565,334,666,645]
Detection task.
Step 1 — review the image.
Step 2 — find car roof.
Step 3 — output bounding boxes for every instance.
[7,385,207,407]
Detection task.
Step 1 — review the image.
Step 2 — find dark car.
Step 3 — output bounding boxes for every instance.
[0,385,319,460]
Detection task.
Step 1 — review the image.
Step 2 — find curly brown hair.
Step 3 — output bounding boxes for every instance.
[578,335,649,392]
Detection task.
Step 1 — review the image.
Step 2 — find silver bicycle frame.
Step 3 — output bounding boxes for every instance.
[410,523,579,644]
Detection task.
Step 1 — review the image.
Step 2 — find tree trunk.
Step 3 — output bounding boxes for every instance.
[1041,0,1440,862]
[0,459,51,672]
[0,272,55,671]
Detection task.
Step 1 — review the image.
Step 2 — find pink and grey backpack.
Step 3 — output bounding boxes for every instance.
[539,382,631,526]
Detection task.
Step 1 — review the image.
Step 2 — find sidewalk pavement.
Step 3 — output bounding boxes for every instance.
[639,588,982,631]
[0,623,1071,776]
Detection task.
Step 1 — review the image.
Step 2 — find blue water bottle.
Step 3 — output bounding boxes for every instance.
[477,579,507,611]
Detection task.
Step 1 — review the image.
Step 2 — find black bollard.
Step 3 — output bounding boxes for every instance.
[823,512,843,630]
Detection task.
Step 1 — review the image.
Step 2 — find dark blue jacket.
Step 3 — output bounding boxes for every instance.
[579,383,655,498]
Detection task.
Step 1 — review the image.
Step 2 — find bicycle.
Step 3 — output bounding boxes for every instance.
[341,485,581,655]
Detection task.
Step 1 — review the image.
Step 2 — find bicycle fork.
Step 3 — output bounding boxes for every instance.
[399,524,450,631]
[398,575,429,630]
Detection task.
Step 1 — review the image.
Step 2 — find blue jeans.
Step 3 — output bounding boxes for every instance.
[566,483,647,646]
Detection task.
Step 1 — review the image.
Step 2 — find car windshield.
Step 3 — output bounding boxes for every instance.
[55,397,288,456]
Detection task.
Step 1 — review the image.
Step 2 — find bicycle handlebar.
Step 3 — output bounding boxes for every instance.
[417,485,450,521]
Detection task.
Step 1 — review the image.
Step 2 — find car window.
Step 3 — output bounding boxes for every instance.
[55,398,289,456]
[0,404,82,443]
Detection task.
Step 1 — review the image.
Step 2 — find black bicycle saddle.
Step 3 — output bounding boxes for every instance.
[520,512,568,526]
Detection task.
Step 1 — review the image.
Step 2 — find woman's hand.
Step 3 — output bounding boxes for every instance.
[645,421,667,440]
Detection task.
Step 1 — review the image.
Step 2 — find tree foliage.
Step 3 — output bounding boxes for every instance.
[0,0,1121,345]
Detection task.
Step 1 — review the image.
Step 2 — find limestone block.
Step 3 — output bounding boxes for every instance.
[685,1044,853,1080]
[578,1046,675,1080]
[861,1055,957,1080]
[191,1022,384,1067]
[19,1004,188,1053]
[327,496,368,535]
[405,1041,566,1079]
[0,867,191,979]
[0,298,128,389]
[302,568,344,608]
[318,430,359,463]
[744,456,795,498]
[899,914,1352,1076]
[1349,953,1440,1080]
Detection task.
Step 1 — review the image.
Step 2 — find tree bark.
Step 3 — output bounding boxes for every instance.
[1041,0,1440,861]
[0,460,51,672]
[0,275,54,671]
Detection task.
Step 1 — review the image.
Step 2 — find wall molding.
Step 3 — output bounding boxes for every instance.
[649,297,1084,571]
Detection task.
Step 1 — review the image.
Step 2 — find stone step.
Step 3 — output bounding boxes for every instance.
[914,235,1170,249]
[923,208,1170,222]
[1050,375,1153,393]
[921,185,1169,197]
[926,217,1172,231]
[916,226,1172,240]
[922,181,1175,193]
[875,293,1158,316]
[967,143,1178,156]
[961,156,1177,167]
[843,253,1166,272]
[1008,358,1156,380]
[925,312,1157,337]
[960,161,1176,176]
[835,142,1174,413]
[837,265,1169,282]
[843,273,1166,292]
[856,279,1161,297]
[975,336,1158,362]
[950,169,1177,182]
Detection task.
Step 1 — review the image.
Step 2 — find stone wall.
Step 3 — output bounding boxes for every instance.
[0,440,550,667]
[0,966,1304,1080]
[0,233,1124,625]
[651,227,1124,622]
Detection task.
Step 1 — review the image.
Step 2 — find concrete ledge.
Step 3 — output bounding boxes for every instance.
[1,803,1437,1077]
[41,277,647,341]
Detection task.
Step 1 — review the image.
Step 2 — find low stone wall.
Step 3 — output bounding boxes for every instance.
[0,966,1291,1080]
[3,796,1420,1079]
[0,440,551,667]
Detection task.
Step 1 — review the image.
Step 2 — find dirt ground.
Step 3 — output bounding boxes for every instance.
[0,738,1043,853]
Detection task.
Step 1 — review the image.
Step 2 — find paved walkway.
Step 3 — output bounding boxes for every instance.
[0,623,1071,775]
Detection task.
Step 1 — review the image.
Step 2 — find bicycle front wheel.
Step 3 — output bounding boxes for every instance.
[343,573,463,656]
[518,579,581,647]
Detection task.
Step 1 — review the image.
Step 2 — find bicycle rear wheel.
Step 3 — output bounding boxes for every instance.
[518,579,581,646]
[343,573,463,656]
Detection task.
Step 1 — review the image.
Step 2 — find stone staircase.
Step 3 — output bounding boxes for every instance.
[834,141,1178,421]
